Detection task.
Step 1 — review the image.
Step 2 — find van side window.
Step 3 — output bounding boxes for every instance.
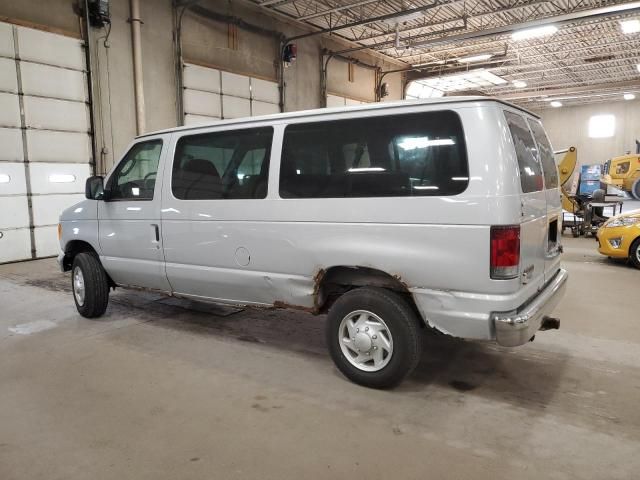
[504,111,543,193]
[107,139,163,201]
[172,127,273,200]
[279,110,468,198]
[528,119,559,189]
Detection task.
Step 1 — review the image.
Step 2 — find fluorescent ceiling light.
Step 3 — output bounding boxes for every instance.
[637,63,640,73]
[0,174,10,183]
[512,80,527,88]
[413,185,439,190]
[550,101,563,108]
[457,53,492,63]
[511,25,558,41]
[48,174,75,183]
[621,19,640,34]
[624,93,636,100]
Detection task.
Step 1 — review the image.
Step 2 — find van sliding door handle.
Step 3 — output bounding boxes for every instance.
[151,224,160,242]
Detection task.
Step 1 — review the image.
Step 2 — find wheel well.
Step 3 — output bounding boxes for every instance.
[316,266,419,317]
[62,240,97,270]
[62,241,116,289]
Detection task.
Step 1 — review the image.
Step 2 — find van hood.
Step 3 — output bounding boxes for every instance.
[59,199,98,222]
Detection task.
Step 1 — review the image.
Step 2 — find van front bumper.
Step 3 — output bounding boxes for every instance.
[492,268,568,347]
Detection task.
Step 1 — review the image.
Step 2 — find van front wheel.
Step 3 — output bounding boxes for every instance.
[326,287,422,389]
[71,252,110,318]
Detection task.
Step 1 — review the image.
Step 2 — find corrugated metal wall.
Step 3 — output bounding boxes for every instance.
[182,62,280,125]
[0,21,91,262]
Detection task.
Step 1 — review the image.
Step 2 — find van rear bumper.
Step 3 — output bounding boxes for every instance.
[492,268,568,347]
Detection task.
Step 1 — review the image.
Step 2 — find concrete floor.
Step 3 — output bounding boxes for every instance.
[1,232,639,479]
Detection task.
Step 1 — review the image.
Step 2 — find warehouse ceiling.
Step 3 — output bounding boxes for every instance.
[252,0,640,108]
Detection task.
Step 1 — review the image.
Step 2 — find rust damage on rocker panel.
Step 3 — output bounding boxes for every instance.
[272,268,327,315]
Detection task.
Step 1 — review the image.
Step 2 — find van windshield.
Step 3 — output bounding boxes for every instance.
[279,110,468,198]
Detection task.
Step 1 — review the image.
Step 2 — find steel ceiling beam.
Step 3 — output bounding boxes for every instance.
[354,0,549,45]
[327,1,640,59]
[499,79,640,100]
[298,0,382,21]
[407,1,640,51]
[285,2,446,42]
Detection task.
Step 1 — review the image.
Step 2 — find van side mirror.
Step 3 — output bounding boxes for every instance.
[85,176,105,200]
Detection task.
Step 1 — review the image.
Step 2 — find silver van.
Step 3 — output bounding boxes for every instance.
[58,97,567,388]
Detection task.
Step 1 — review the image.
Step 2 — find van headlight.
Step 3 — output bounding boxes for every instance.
[606,217,640,228]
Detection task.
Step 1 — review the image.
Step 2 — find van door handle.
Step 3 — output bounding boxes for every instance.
[151,224,160,243]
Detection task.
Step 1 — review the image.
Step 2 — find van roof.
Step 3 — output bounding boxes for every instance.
[137,96,539,138]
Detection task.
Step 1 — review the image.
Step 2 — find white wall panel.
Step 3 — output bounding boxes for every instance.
[0,92,21,127]
[183,64,220,93]
[0,128,23,161]
[0,162,27,195]
[184,114,220,126]
[183,89,221,117]
[34,225,59,257]
[221,71,250,99]
[23,96,89,132]
[31,193,84,227]
[17,27,84,71]
[26,130,91,163]
[251,78,279,104]
[28,163,89,195]
[0,228,31,263]
[345,98,363,106]
[20,62,86,101]
[222,95,251,119]
[0,196,29,229]
[0,22,14,58]
[0,57,17,93]
[252,100,280,117]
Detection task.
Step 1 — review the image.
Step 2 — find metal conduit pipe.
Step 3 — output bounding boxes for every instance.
[320,51,380,106]
[130,0,145,135]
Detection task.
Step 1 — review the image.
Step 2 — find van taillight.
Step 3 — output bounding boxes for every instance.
[490,225,520,279]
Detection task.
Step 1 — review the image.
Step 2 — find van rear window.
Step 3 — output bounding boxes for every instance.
[504,111,543,193]
[528,119,559,189]
[279,110,468,198]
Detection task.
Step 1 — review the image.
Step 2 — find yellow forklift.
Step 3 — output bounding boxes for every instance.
[601,141,640,200]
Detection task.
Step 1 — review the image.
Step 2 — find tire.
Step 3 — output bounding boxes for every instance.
[71,252,110,318]
[630,238,640,269]
[326,287,422,389]
[631,178,640,201]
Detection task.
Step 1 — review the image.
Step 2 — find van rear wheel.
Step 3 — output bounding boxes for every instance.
[72,252,110,318]
[326,287,422,389]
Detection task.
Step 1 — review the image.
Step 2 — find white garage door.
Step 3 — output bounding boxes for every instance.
[326,93,369,107]
[0,21,91,263]
[182,63,280,126]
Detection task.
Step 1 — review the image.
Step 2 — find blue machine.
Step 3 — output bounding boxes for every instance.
[578,164,602,197]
